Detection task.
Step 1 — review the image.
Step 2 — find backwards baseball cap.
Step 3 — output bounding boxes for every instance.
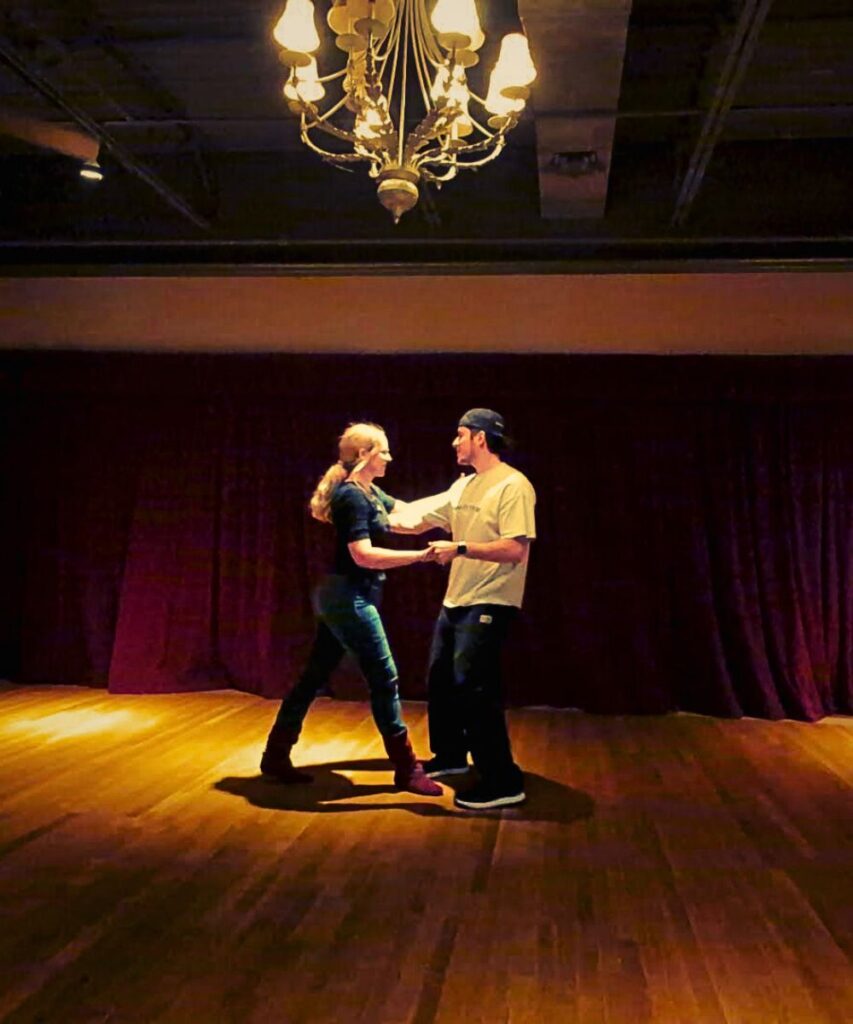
[458,408,506,440]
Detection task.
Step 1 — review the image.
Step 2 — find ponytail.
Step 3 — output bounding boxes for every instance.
[309,462,348,523]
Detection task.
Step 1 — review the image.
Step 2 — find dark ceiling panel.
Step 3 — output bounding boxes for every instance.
[0,0,850,269]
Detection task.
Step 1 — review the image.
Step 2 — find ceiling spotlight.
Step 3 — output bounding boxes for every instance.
[80,158,103,181]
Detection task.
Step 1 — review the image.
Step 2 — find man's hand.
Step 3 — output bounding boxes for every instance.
[428,540,461,566]
[388,507,424,532]
[428,536,529,565]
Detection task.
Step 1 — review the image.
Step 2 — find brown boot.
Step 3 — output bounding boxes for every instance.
[383,729,443,797]
[260,725,313,783]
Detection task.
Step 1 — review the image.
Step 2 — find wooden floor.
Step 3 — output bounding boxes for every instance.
[0,684,851,1024]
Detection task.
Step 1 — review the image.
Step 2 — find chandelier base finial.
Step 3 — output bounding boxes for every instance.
[377,168,420,223]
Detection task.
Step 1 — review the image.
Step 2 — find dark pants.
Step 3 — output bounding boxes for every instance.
[427,603,522,789]
[273,575,406,739]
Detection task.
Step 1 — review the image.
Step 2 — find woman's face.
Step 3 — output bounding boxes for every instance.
[363,433,392,478]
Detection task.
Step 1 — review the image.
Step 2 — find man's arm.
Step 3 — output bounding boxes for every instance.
[387,492,452,535]
[429,537,530,566]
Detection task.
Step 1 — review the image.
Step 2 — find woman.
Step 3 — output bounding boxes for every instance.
[260,422,442,797]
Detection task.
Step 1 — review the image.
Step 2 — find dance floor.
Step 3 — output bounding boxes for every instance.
[0,682,851,1023]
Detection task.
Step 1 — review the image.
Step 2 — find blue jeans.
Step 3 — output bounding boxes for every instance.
[427,603,522,788]
[274,575,406,738]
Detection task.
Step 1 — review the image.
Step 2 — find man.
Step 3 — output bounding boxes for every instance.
[390,408,536,809]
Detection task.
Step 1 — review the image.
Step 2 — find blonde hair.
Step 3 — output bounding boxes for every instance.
[309,422,387,523]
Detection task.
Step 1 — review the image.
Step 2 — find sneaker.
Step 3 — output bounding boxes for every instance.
[454,780,526,810]
[422,756,470,779]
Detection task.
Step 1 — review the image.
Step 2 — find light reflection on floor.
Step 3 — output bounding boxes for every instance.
[2,707,157,742]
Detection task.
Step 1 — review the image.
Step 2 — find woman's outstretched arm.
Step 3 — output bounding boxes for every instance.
[347,538,436,570]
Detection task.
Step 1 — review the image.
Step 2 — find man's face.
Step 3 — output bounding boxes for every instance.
[452,426,477,465]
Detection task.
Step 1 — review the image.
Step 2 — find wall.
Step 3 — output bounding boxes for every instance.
[2,272,852,353]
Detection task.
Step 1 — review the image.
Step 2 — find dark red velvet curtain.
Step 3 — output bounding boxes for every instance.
[2,352,851,720]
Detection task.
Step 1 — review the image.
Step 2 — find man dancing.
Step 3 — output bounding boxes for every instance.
[391,408,536,809]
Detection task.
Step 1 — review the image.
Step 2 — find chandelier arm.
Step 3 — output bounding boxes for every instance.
[373,12,401,97]
[466,115,498,141]
[409,129,461,167]
[308,93,352,126]
[410,16,430,108]
[396,0,413,167]
[454,112,520,148]
[384,2,404,113]
[376,3,402,65]
[418,133,507,166]
[403,107,455,161]
[381,0,405,61]
[301,109,363,145]
[457,134,509,159]
[419,165,459,183]
[416,0,446,66]
[301,122,382,167]
[411,3,439,109]
[420,139,508,172]
[316,68,348,85]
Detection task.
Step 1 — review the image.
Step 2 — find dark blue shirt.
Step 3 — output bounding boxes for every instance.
[330,482,396,584]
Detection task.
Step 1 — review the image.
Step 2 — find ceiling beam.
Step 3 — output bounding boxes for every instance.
[0,110,99,161]
[519,0,633,220]
[0,37,212,231]
[672,0,775,226]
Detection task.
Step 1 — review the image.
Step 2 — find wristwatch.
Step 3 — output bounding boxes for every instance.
[457,541,468,556]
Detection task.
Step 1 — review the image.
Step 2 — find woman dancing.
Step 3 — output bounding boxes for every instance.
[260,422,442,797]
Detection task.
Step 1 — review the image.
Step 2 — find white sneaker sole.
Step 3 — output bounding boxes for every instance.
[454,791,526,810]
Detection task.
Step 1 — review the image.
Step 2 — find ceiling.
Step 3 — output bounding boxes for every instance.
[0,0,851,273]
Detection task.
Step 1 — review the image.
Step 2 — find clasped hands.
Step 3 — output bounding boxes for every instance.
[420,540,460,566]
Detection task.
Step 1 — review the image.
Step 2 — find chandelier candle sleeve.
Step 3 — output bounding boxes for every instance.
[431,0,483,50]
[271,0,537,221]
[494,32,536,98]
[274,0,321,61]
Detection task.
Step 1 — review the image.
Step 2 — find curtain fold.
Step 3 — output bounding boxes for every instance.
[2,352,851,721]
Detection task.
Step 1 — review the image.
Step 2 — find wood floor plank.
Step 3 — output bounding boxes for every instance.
[0,683,851,1023]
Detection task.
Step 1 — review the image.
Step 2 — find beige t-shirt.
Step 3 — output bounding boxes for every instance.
[424,462,536,608]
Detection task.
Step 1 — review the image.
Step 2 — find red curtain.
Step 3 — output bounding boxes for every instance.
[2,352,851,720]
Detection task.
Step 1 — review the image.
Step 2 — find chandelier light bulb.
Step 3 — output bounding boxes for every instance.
[355,104,387,141]
[273,0,321,54]
[494,32,536,96]
[284,57,326,102]
[431,0,482,49]
[447,75,470,110]
[430,64,451,102]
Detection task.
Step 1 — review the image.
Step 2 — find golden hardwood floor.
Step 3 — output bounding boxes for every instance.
[0,682,851,1024]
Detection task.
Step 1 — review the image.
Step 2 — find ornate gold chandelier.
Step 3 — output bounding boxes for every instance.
[271,0,536,221]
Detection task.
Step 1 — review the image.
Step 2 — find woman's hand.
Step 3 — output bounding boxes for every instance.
[428,541,459,565]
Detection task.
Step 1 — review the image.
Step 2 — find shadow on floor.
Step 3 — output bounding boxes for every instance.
[214,759,594,825]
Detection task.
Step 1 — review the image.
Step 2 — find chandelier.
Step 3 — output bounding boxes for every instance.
[271,0,536,221]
